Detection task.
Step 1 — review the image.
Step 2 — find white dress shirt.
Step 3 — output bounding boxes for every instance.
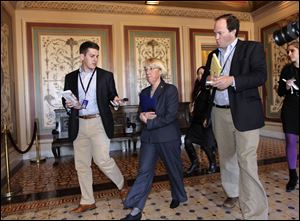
[78,67,99,116]
[214,38,238,106]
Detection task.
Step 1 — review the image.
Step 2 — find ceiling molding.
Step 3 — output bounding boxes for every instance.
[16,1,252,21]
[251,1,297,18]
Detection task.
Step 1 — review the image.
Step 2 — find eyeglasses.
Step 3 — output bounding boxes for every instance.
[144,66,160,72]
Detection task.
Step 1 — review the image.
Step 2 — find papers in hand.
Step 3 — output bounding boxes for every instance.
[62,90,78,106]
[210,53,222,77]
[282,78,299,94]
[282,79,299,90]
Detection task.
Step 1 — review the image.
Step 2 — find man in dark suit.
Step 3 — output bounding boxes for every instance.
[63,41,128,213]
[121,58,187,220]
[205,14,268,219]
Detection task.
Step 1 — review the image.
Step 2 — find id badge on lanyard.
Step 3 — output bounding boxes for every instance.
[79,68,96,109]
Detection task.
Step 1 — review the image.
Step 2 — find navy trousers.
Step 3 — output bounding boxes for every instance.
[123,139,187,209]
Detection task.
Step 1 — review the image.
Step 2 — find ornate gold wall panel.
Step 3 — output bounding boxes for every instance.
[124,26,181,104]
[1,5,17,138]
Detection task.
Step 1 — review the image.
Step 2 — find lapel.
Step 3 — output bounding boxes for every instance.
[230,39,242,76]
[95,67,102,99]
[71,70,79,98]
[153,79,166,101]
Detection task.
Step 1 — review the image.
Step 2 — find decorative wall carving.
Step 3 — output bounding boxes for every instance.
[261,14,298,121]
[1,24,13,132]
[135,37,172,91]
[124,26,181,104]
[1,6,16,139]
[17,1,251,21]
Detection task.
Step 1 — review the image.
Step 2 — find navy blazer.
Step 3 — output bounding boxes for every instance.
[140,79,181,143]
[205,40,267,131]
[62,67,118,141]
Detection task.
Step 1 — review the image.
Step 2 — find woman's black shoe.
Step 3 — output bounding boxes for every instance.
[120,212,142,220]
[286,169,298,192]
[286,179,298,192]
[186,163,200,175]
[170,199,180,209]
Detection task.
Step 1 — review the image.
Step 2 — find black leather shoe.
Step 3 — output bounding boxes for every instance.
[170,199,180,209]
[208,163,217,174]
[120,212,142,220]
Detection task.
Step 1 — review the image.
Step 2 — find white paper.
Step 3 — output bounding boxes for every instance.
[282,79,299,90]
[62,90,78,106]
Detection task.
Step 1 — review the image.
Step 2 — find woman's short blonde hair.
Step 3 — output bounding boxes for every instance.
[143,58,167,76]
[287,39,299,49]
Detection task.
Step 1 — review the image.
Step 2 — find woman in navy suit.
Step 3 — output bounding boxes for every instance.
[121,58,187,220]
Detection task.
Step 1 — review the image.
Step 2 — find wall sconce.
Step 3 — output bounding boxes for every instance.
[145,1,159,5]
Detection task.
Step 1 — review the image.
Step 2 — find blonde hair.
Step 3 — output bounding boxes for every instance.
[287,39,299,49]
[143,58,167,76]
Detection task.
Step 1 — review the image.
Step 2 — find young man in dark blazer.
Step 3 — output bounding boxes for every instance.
[205,14,268,219]
[63,41,128,213]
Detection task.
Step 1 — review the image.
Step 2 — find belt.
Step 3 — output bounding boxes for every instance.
[79,114,100,119]
[213,103,230,109]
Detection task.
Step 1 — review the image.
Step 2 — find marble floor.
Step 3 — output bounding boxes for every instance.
[1,136,299,220]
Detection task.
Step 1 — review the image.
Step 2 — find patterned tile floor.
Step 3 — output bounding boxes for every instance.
[1,136,299,220]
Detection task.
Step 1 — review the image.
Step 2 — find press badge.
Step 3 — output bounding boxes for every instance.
[81,99,89,109]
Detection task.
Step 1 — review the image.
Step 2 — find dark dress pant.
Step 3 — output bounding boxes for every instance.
[123,139,187,209]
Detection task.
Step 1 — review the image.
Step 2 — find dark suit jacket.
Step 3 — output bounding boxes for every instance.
[205,40,267,131]
[140,79,181,143]
[63,67,118,141]
[191,76,212,124]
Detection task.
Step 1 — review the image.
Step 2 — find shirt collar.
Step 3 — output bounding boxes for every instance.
[218,38,238,54]
[79,66,94,75]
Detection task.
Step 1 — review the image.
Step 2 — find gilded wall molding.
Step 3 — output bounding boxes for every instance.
[17,1,251,21]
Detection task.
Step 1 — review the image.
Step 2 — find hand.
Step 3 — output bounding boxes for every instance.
[144,111,157,120]
[203,118,211,128]
[211,75,234,90]
[65,94,81,109]
[113,96,122,106]
[285,79,296,90]
[203,119,208,128]
[66,100,81,109]
[139,112,147,123]
[139,112,157,123]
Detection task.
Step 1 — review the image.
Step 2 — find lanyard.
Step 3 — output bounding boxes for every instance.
[79,68,96,98]
[219,45,236,75]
